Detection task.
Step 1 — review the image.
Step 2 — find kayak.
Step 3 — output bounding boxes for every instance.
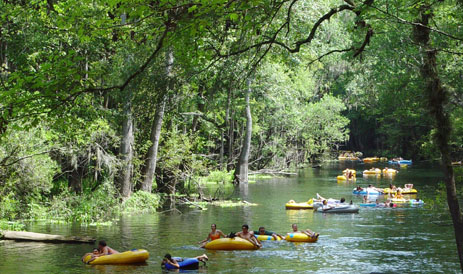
[204,237,259,250]
[285,233,318,243]
[83,249,149,265]
[285,200,313,209]
[316,205,360,213]
[380,157,388,161]
[164,257,200,270]
[353,188,383,195]
[256,235,282,241]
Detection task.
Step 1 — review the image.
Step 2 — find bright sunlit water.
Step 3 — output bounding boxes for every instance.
[0,161,460,273]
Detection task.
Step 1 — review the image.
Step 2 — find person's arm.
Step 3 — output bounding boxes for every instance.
[250,235,262,247]
[218,230,227,238]
[167,258,180,268]
[199,233,211,244]
[100,247,109,256]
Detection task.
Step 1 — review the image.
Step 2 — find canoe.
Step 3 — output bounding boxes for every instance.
[285,233,318,243]
[164,257,200,270]
[204,237,259,250]
[285,200,313,209]
[83,249,149,265]
[256,235,282,241]
[353,188,383,195]
[316,205,360,213]
[382,188,418,194]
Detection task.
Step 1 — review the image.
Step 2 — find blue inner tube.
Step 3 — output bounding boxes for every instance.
[359,203,377,207]
[388,160,412,165]
[164,258,200,270]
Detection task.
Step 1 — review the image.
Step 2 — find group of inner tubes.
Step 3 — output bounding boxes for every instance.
[162,223,319,270]
[81,223,319,269]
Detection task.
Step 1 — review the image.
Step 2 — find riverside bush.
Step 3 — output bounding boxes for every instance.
[122,191,161,214]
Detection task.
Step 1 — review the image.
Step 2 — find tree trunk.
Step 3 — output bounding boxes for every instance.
[413,7,463,271]
[119,89,134,198]
[141,49,173,192]
[68,165,82,193]
[141,98,166,192]
[234,79,252,184]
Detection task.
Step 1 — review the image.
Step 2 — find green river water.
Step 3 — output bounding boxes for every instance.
[0,162,460,273]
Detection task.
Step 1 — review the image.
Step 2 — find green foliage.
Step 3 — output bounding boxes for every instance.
[122,191,161,214]
[46,181,120,223]
[0,126,59,219]
[0,220,25,231]
[200,170,234,184]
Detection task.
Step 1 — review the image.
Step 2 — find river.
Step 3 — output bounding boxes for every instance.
[0,162,460,273]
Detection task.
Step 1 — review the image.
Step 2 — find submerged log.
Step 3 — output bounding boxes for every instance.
[0,231,95,243]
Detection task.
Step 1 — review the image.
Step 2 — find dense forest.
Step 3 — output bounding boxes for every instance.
[0,0,462,267]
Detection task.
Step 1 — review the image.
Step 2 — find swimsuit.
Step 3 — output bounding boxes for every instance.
[210,233,220,240]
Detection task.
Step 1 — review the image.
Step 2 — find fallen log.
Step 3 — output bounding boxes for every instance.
[0,231,95,244]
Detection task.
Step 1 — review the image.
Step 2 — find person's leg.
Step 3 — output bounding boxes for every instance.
[196,254,208,261]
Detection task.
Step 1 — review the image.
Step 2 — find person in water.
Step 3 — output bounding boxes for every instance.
[199,223,226,247]
[290,224,319,239]
[321,199,335,211]
[395,190,404,199]
[254,226,284,240]
[97,240,119,256]
[81,248,100,263]
[83,241,119,263]
[236,224,262,248]
[161,253,208,269]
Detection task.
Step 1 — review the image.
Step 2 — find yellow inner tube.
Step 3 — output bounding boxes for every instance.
[383,188,418,194]
[285,233,318,243]
[363,169,381,174]
[256,235,282,241]
[204,237,259,250]
[285,200,314,209]
[83,249,149,265]
[382,169,398,174]
[343,169,357,175]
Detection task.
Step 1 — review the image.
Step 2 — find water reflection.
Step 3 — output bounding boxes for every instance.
[0,162,460,273]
